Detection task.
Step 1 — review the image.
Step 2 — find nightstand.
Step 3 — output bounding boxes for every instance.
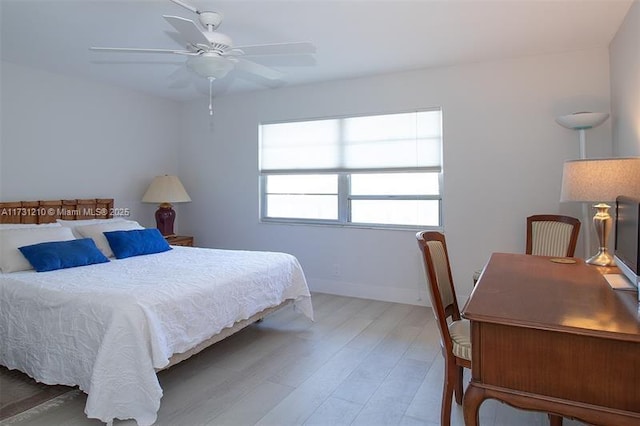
[165,235,194,247]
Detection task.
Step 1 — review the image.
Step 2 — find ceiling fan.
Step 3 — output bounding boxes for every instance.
[91,0,316,114]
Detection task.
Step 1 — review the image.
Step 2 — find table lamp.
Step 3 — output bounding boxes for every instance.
[555,111,610,255]
[142,175,191,236]
[560,157,640,266]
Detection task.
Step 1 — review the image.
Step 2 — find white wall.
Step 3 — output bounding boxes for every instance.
[0,61,183,228]
[179,49,612,305]
[610,0,640,156]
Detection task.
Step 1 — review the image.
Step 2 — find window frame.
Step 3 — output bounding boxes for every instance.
[259,109,443,230]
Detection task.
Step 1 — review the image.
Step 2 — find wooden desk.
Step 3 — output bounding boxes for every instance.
[462,253,640,426]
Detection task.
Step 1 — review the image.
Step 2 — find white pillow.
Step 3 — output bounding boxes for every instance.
[0,223,62,230]
[75,221,145,258]
[0,227,76,273]
[57,218,126,238]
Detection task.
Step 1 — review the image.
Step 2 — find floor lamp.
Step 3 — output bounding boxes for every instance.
[560,157,640,266]
[555,112,609,257]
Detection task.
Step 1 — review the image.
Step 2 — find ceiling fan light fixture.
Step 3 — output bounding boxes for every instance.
[187,54,234,78]
[91,0,316,108]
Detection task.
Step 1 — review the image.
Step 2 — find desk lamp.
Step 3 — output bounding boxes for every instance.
[560,157,640,266]
[142,175,191,237]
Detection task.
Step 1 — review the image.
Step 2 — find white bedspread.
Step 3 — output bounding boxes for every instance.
[0,247,313,425]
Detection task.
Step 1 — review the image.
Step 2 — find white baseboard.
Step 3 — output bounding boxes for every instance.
[308,278,431,307]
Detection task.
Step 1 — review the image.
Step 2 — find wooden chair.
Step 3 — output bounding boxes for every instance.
[526,214,581,258]
[421,231,566,426]
[473,214,581,284]
[416,231,471,426]
[525,216,581,425]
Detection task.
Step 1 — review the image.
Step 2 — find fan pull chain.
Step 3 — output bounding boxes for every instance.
[208,77,214,116]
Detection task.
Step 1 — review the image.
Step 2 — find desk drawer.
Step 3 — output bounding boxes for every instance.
[473,322,640,413]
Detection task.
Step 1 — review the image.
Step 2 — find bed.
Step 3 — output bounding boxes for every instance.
[0,198,313,425]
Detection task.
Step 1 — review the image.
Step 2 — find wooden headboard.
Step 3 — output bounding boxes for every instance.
[0,199,114,224]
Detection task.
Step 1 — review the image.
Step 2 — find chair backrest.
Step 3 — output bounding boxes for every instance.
[526,214,581,257]
[416,231,461,353]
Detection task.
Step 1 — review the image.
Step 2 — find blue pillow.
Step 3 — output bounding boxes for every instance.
[19,238,110,272]
[103,228,171,259]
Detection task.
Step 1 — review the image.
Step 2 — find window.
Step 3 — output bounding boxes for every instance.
[259,109,443,228]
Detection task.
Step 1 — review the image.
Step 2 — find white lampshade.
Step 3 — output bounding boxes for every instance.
[142,175,192,204]
[555,112,609,130]
[560,157,640,202]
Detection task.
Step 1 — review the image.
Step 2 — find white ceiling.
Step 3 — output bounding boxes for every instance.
[1,0,633,102]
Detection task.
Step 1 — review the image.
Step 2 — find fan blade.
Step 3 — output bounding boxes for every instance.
[169,0,200,14]
[167,66,193,88]
[232,42,316,56]
[90,47,196,55]
[248,55,316,67]
[163,15,210,46]
[91,60,184,65]
[233,58,285,81]
[235,71,286,89]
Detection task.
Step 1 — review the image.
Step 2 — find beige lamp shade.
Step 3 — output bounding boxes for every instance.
[142,175,192,204]
[560,157,640,202]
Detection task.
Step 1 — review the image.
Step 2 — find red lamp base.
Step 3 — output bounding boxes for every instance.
[155,203,176,236]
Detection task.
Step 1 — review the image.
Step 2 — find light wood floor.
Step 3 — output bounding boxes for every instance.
[3,293,588,426]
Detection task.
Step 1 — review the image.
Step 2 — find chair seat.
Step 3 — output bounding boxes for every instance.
[449,319,471,361]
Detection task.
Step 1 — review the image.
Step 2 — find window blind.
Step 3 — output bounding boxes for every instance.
[259,110,442,173]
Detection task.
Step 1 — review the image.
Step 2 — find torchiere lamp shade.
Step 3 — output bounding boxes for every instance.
[555,112,609,130]
[142,175,191,237]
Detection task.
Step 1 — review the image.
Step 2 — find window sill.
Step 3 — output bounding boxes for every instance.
[259,218,442,232]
